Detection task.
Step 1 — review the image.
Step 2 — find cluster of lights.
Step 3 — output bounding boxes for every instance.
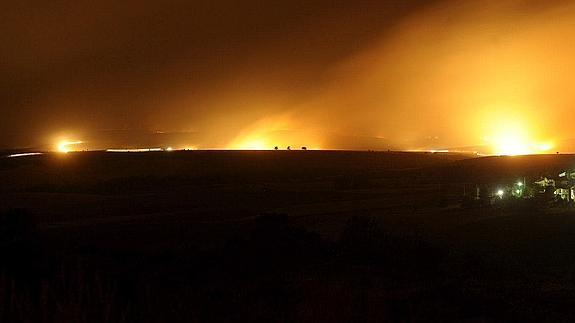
[496,181,525,199]
[55,138,184,154]
[106,147,179,153]
[106,148,163,153]
[516,181,523,195]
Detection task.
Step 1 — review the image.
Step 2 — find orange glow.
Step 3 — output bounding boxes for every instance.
[227,114,321,150]
[480,116,553,156]
[10,2,575,152]
[492,134,531,156]
[57,140,83,153]
[232,138,269,150]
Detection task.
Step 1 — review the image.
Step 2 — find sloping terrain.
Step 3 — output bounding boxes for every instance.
[3,151,575,321]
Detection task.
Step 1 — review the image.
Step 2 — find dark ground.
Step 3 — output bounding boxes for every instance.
[2,150,575,322]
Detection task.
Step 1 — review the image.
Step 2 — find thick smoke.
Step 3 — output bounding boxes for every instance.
[2,0,575,151]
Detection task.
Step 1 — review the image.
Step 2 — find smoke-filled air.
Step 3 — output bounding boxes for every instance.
[2,0,575,154]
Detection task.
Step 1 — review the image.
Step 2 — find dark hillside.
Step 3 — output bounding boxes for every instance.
[2,151,575,321]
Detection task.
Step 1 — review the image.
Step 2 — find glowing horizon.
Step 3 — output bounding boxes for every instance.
[5,1,575,153]
[57,140,83,153]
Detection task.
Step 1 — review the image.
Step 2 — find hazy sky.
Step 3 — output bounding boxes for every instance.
[2,0,575,150]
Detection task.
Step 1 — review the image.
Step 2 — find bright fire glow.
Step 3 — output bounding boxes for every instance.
[227,114,321,150]
[57,140,83,153]
[490,135,553,156]
[482,118,553,156]
[234,138,269,150]
[227,116,280,150]
[492,132,531,156]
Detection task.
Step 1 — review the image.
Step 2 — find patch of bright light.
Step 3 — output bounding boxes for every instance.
[492,140,553,156]
[517,182,523,187]
[106,148,163,153]
[496,189,504,197]
[6,152,43,158]
[536,143,553,152]
[492,132,530,156]
[166,147,173,151]
[484,121,553,156]
[57,140,83,153]
[233,139,269,150]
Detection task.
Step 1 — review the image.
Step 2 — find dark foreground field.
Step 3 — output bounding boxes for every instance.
[2,151,575,322]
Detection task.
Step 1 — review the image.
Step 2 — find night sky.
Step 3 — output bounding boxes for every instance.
[2,0,575,152]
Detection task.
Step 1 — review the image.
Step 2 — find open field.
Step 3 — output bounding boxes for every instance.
[2,151,575,321]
